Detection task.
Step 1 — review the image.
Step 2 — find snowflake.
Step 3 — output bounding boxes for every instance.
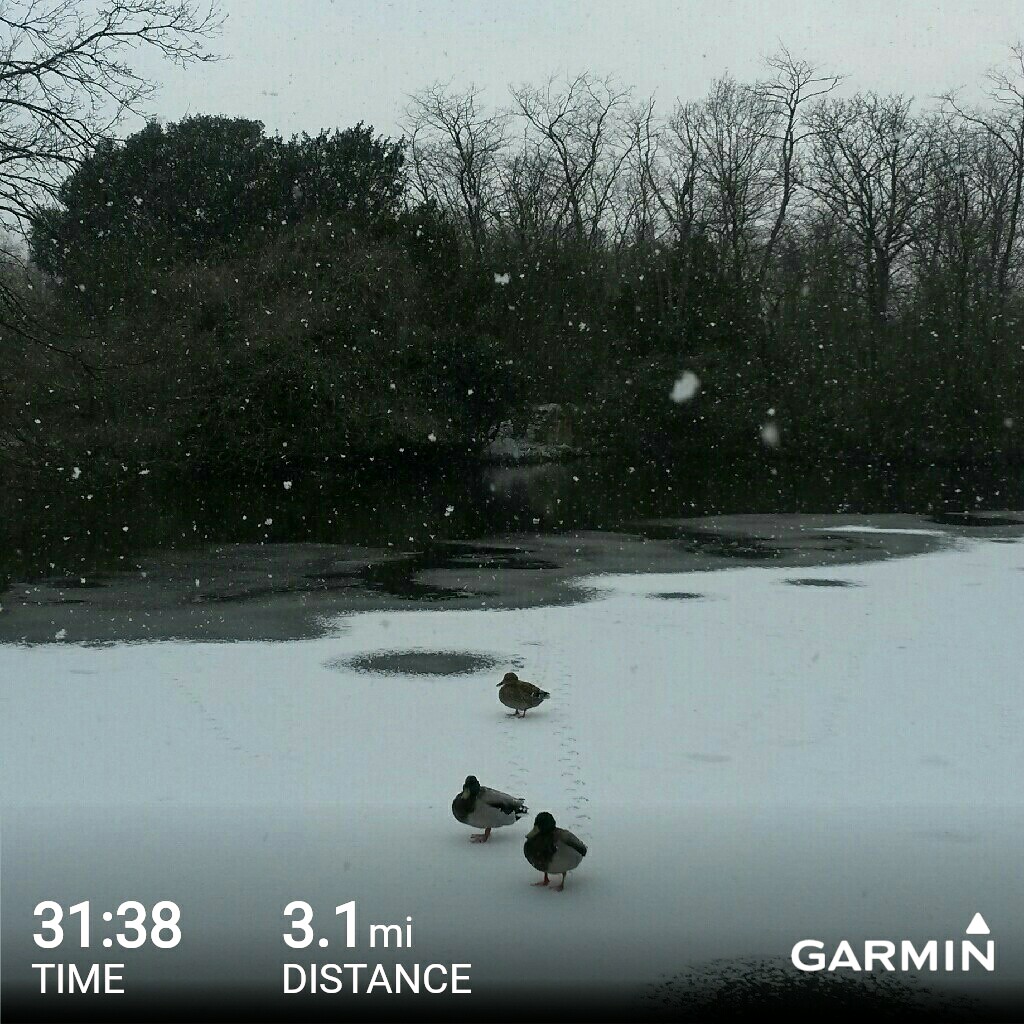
[670,371,701,404]
[760,421,781,448]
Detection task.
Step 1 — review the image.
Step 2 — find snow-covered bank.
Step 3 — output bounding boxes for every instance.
[3,532,1024,1001]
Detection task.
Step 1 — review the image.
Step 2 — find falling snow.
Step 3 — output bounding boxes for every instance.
[760,421,781,448]
[670,371,701,404]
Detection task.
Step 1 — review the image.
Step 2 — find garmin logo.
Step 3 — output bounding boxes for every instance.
[792,914,994,973]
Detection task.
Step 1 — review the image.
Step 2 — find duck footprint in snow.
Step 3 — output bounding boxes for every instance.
[173,678,261,763]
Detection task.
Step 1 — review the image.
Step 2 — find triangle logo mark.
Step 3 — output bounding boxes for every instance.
[966,913,990,935]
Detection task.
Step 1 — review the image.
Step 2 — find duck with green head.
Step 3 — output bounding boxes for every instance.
[523,811,587,890]
[452,775,528,842]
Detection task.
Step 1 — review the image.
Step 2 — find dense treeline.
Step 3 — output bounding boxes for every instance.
[4,48,1024,478]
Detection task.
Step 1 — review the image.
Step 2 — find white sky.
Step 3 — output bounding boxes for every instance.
[134,0,1024,137]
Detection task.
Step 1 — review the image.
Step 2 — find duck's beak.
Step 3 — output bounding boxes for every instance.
[526,826,539,839]
[461,787,470,799]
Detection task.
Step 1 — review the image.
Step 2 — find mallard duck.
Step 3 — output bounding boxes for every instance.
[523,811,587,890]
[497,671,550,717]
[451,775,528,842]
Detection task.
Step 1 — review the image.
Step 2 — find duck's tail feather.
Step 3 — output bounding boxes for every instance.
[504,796,528,819]
[490,793,529,818]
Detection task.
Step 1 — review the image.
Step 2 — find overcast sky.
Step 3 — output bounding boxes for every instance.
[136,1,1024,137]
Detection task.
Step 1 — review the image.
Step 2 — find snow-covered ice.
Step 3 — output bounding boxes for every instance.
[2,532,1024,999]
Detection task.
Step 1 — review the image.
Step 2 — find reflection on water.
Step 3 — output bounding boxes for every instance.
[931,511,1024,528]
[632,523,789,559]
[3,454,1024,593]
[348,543,557,602]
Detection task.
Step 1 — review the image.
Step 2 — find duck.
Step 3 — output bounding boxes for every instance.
[523,811,587,890]
[497,671,550,717]
[451,775,528,842]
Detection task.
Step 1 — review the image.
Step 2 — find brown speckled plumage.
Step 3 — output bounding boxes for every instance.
[497,671,550,717]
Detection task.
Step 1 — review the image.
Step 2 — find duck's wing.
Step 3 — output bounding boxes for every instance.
[557,828,588,858]
[479,786,528,816]
[518,680,550,700]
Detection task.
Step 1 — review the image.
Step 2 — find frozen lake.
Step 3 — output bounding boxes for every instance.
[3,513,1024,1019]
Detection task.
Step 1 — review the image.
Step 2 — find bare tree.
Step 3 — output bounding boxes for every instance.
[611,97,650,247]
[644,52,839,294]
[641,97,706,246]
[495,133,562,251]
[756,47,842,283]
[804,92,929,328]
[509,72,635,246]
[911,115,1012,319]
[0,0,220,342]
[941,43,1024,304]
[690,74,782,285]
[404,82,508,252]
